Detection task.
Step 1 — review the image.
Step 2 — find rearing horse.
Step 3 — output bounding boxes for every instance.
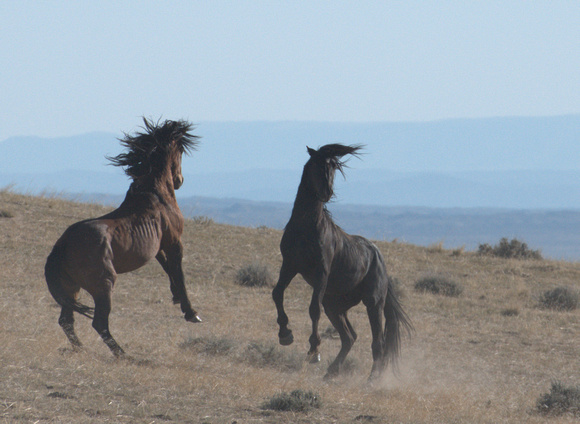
[45,118,201,357]
[272,144,413,380]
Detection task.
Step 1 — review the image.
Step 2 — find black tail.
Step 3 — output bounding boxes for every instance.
[45,242,94,319]
[383,277,414,371]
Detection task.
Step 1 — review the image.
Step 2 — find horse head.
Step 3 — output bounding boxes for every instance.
[305,144,363,202]
[108,118,199,191]
[160,119,199,191]
[170,149,185,190]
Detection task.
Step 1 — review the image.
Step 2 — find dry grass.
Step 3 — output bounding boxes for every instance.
[1,190,579,423]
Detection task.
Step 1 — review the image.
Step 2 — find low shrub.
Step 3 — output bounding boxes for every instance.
[180,337,304,372]
[261,389,321,412]
[478,238,542,260]
[190,215,214,226]
[451,246,465,257]
[235,263,274,287]
[536,381,580,417]
[426,241,444,253]
[245,341,303,372]
[500,308,519,317]
[414,276,463,297]
[179,336,236,356]
[539,287,579,311]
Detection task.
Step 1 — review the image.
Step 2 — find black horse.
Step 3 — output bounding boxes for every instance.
[272,144,412,380]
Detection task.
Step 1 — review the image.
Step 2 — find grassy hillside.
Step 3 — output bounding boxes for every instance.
[1,189,579,423]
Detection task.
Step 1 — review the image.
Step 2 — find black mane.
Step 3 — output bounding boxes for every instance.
[108,118,199,179]
[308,143,363,178]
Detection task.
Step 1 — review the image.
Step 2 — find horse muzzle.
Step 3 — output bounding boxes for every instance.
[174,175,184,190]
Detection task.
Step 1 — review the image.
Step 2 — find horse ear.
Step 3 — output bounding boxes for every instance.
[307,146,316,157]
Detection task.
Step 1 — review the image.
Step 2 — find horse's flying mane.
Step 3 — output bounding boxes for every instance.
[108,118,199,179]
[309,143,364,177]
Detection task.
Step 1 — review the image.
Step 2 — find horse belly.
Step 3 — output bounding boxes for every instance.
[110,223,161,274]
[325,245,373,295]
[326,268,365,295]
[113,250,155,274]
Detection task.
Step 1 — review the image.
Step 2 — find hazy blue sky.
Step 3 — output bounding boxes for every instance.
[1,1,578,140]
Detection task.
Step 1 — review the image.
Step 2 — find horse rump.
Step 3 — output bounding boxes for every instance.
[45,242,94,319]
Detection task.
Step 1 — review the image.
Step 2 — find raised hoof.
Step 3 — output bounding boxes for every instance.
[185,313,202,323]
[307,351,321,364]
[278,332,294,346]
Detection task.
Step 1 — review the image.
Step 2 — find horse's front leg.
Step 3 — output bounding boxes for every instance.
[306,275,328,363]
[272,262,297,345]
[164,243,201,323]
[155,251,180,304]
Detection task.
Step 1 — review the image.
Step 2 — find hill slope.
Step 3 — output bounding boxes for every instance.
[1,190,579,423]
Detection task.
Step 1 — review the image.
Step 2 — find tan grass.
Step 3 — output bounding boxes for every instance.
[1,191,579,423]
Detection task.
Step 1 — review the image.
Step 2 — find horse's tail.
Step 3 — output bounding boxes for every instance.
[383,276,413,371]
[45,241,94,319]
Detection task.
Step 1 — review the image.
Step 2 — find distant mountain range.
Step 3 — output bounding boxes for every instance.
[1,116,579,208]
[62,193,580,261]
[1,116,579,260]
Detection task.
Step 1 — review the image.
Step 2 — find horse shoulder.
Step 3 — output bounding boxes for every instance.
[157,204,184,246]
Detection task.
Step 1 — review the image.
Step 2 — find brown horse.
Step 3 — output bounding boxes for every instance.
[45,118,201,357]
[272,144,413,380]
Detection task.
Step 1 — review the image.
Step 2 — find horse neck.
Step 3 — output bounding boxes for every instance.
[154,171,177,200]
[128,168,177,204]
[289,176,327,225]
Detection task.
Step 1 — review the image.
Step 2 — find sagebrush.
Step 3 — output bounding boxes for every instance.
[235,263,274,287]
[478,237,542,260]
[262,389,321,412]
[539,287,579,311]
[414,275,463,297]
[536,381,580,417]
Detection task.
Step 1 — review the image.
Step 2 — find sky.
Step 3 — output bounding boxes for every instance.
[1,1,579,141]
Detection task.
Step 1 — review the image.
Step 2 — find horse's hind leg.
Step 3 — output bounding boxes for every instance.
[92,287,124,357]
[323,301,357,379]
[365,300,387,380]
[58,305,82,350]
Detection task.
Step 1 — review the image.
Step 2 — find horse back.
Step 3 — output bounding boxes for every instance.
[325,232,385,295]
